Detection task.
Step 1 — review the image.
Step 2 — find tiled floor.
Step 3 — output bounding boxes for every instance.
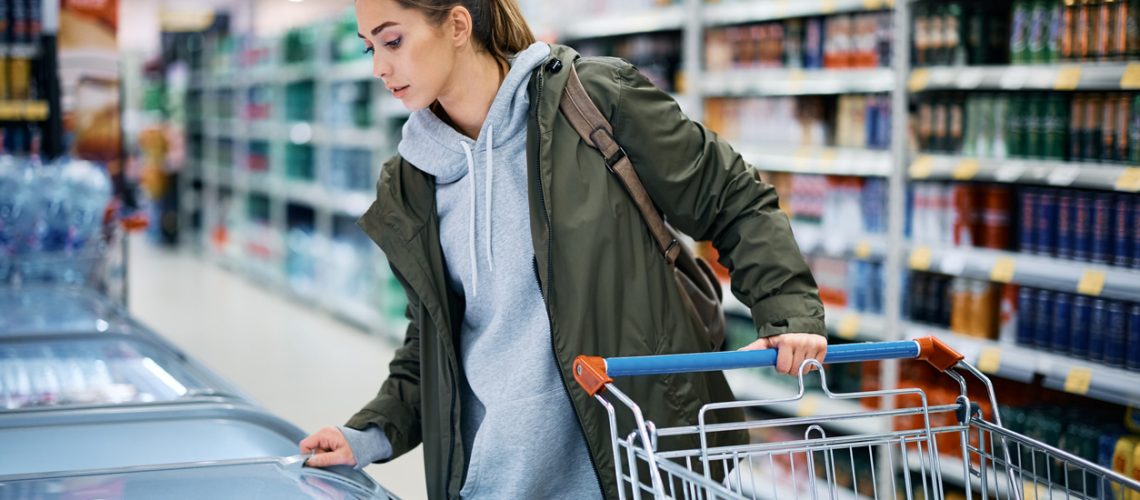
[127,235,427,499]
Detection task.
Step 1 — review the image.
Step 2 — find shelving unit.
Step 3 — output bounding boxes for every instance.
[742,145,893,177]
[909,63,1140,92]
[909,154,1140,193]
[558,4,687,41]
[701,69,895,97]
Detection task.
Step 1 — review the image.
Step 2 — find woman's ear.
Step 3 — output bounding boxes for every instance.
[447,5,473,48]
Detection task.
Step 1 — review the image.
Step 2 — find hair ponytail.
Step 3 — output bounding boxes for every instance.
[393,0,537,65]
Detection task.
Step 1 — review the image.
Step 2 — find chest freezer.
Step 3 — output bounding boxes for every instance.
[0,285,149,338]
[0,334,243,411]
[0,455,394,499]
[0,402,317,476]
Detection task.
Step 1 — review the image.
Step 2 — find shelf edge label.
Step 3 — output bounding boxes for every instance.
[1063,367,1093,395]
[1053,67,1082,90]
[837,315,861,340]
[978,347,1002,374]
[1121,63,1140,89]
[990,257,1017,283]
[1077,270,1106,296]
[909,246,934,271]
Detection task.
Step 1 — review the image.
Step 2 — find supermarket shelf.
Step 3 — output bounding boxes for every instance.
[905,325,1140,407]
[701,68,894,96]
[278,63,319,83]
[312,125,384,149]
[326,59,374,82]
[723,282,885,341]
[4,43,40,59]
[559,5,686,41]
[909,154,1140,193]
[792,223,888,262]
[0,100,49,121]
[908,63,1140,92]
[906,244,1140,303]
[247,121,281,142]
[724,371,889,436]
[743,145,892,177]
[704,0,893,27]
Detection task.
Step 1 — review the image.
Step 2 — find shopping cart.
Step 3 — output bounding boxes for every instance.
[574,337,1140,500]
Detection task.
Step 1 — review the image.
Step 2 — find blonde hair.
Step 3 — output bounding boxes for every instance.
[393,0,536,66]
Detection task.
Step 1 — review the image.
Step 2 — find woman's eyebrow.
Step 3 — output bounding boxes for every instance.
[358,22,399,39]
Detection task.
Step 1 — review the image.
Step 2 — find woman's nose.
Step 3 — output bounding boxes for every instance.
[373,53,391,80]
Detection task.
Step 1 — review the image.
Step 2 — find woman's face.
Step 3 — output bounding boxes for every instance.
[356,0,459,110]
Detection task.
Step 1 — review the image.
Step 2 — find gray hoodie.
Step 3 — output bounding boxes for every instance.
[342,42,601,498]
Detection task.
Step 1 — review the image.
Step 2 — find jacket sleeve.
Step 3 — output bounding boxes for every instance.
[599,61,826,338]
[344,269,423,462]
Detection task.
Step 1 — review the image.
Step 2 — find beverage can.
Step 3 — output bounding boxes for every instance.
[1020,188,1039,254]
[1036,188,1059,256]
[1103,92,1117,163]
[1104,300,1127,367]
[1116,94,1130,163]
[1034,289,1055,348]
[1074,192,1094,261]
[1085,96,1103,161]
[1070,295,1093,358]
[1057,192,1075,259]
[1092,194,1114,264]
[982,185,1012,249]
[1114,194,1133,267]
[1127,303,1140,370]
[1018,286,1037,346]
[1070,94,1085,161]
[1008,95,1027,157]
[1012,1,1032,63]
[1089,297,1108,362]
[1026,94,1045,158]
[1051,292,1073,353]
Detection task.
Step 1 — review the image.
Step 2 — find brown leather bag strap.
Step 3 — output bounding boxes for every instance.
[559,64,681,265]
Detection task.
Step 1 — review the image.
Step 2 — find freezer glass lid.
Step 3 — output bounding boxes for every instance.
[0,457,393,499]
[0,337,206,410]
[0,286,133,336]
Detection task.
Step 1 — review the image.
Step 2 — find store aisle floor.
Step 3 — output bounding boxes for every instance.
[126,235,427,500]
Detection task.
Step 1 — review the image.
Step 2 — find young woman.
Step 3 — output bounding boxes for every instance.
[300,0,828,497]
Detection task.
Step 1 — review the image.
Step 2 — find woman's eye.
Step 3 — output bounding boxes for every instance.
[384,37,402,49]
[363,46,375,55]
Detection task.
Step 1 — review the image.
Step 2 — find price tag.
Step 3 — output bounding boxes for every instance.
[1121,63,1140,89]
[1063,367,1093,395]
[994,163,1027,183]
[1046,166,1080,186]
[910,155,935,179]
[990,257,1017,283]
[821,0,837,14]
[0,102,19,119]
[1115,168,1140,192]
[952,159,981,180]
[862,0,883,9]
[909,246,933,271]
[792,146,812,170]
[1053,66,1082,90]
[797,396,819,417]
[908,69,931,92]
[978,347,1002,374]
[838,315,861,340]
[854,241,873,260]
[1077,270,1106,296]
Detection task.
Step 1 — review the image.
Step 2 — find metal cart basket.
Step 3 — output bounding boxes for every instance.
[574,337,1140,500]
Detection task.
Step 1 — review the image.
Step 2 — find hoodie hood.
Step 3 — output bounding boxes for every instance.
[398,42,551,183]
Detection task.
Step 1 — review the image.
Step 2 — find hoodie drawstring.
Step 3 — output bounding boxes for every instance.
[458,125,494,298]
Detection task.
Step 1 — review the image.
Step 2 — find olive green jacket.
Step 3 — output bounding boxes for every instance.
[350,44,826,499]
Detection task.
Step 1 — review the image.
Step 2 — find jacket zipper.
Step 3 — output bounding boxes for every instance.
[533,61,607,497]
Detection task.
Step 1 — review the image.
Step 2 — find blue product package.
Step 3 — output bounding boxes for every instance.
[1056,193,1074,259]
[1116,195,1135,268]
[1089,299,1109,362]
[1104,301,1126,367]
[1019,189,1038,254]
[1091,195,1114,264]
[1070,295,1092,358]
[1128,304,1140,370]
[1035,189,1058,256]
[1018,287,1036,346]
[865,99,879,150]
[878,98,892,150]
[1033,289,1054,348]
[1133,196,1140,270]
[1051,293,1072,354]
[1072,193,1093,262]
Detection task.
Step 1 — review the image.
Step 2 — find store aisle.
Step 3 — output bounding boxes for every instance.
[126,235,427,500]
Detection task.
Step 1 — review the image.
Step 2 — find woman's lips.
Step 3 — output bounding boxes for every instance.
[391,85,409,98]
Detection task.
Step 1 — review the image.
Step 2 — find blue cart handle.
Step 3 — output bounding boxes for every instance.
[574,337,963,397]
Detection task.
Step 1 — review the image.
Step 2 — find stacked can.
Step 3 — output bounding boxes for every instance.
[1018,189,1137,266]
[1015,287,1139,369]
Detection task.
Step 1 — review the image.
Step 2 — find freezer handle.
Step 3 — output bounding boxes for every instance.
[574,337,963,397]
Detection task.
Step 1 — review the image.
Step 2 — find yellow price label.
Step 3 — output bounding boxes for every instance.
[797,396,819,417]
[1077,270,1106,296]
[910,155,935,179]
[837,315,860,340]
[854,241,873,260]
[951,159,981,180]
[909,246,934,271]
[1121,63,1140,89]
[978,347,1002,374]
[862,0,883,9]
[908,69,931,93]
[0,102,20,119]
[990,257,1017,283]
[1115,168,1140,192]
[23,101,48,121]
[1063,367,1093,395]
[1053,66,1082,90]
[821,0,838,14]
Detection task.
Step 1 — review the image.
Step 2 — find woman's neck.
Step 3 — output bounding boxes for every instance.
[435,50,506,140]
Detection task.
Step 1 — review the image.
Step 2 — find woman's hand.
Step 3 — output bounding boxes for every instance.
[737,333,828,376]
[300,427,357,468]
